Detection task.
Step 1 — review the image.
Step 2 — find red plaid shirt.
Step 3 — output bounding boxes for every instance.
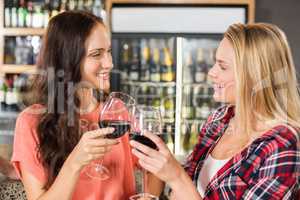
[184,105,300,199]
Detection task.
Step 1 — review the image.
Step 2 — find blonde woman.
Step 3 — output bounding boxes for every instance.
[130,23,300,199]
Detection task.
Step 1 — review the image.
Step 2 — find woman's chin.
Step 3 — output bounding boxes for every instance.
[213,93,232,104]
[97,82,110,92]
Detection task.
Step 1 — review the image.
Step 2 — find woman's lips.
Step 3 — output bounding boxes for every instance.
[97,72,110,80]
[213,83,225,92]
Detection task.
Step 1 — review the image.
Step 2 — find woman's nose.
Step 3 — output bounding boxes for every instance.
[101,54,113,70]
[208,64,217,79]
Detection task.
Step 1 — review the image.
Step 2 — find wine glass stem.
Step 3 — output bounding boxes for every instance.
[142,168,147,194]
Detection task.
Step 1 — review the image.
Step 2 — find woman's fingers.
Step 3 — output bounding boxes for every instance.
[86,127,115,139]
[130,140,162,158]
[87,153,106,161]
[89,138,119,147]
[143,131,169,154]
[132,148,168,173]
[138,159,158,174]
[84,146,113,154]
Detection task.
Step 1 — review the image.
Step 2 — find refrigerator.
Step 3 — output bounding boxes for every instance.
[109,4,247,156]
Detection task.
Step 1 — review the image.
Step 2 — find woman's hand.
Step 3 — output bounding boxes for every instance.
[66,127,119,172]
[130,131,184,185]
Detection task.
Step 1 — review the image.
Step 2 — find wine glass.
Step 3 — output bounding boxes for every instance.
[130,105,162,199]
[129,193,159,200]
[85,92,135,180]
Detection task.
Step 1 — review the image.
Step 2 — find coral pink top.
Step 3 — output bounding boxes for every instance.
[11,104,136,200]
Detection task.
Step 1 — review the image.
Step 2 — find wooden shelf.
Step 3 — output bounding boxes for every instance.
[0,28,45,36]
[0,65,36,74]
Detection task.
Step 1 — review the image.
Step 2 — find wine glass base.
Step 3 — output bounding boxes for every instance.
[129,193,159,200]
[85,163,110,180]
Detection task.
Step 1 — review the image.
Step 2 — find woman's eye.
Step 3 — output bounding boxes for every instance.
[107,49,112,53]
[219,65,227,70]
[91,53,101,57]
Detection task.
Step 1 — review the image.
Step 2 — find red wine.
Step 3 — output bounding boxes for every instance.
[99,120,130,139]
[130,133,157,149]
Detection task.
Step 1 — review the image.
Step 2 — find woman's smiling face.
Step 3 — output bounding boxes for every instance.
[208,37,236,104]
[81,23,113,92]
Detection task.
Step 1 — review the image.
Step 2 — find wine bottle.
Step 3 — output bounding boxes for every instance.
[25,1,33,27]
[137,85,148,105]
[11,75,20,112]
[183,52,194,84]
[68,0,77,11]
[11,0,18,27]
[93,0,102,17]
[85,0,94,12]
[120,41,130,81]
[128,40,140,81]
[4,37,16,64]
[181,123,190,153]
[140,39,150,81]
[77,0,84,11]
[43,0,51,27]
[50,0,60,17]
[149,46,161,82]
[147,86,156,106]
[32,3,44,28]
[152,87,162,108]
[161,47,174,82]
[0,77,7,111]
[182,86,194,119]
[5,76,14,112]
[4,0,12,27]
[194,48,208,83]
[15,37,24,65]
[17,0,27,27]
[189,122,199,148]
[165,123,174,152]
[60,0,68,13]
[194,86,202,119]
[163,87,175,119]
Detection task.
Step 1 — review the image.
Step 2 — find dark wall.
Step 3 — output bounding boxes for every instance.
[255,0,300,74]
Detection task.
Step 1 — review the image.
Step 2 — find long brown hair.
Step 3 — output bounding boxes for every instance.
[31,11,105,189]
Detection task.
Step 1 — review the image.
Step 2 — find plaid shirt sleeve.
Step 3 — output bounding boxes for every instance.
[238,127,300,200]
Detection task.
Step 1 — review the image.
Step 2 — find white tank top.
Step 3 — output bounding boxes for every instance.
[197,154,230,197]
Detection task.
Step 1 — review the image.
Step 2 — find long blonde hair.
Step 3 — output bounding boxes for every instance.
[224,23,300,138]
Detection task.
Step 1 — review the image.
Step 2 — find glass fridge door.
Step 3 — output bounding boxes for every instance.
[175,37,221,156]
[111,36,176,153]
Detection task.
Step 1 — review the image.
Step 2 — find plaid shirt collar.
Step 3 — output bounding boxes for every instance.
[185,104,298,197]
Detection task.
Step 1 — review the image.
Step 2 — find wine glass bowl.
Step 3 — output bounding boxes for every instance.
[99,92,135,139]
[130,105,162,150]
[85,92,135,180]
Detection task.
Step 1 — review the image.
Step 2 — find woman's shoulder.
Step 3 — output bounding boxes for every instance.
[16,104,46,125]
[247,124,300,163]
[259,124,299,149]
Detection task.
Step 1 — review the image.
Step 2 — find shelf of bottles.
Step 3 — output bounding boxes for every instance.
[3,0,105,29]
[112,37,176,152]
[4,35,42,66]
[0,74,30,136]
[1,0,106,74]
[179,38,221,155]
